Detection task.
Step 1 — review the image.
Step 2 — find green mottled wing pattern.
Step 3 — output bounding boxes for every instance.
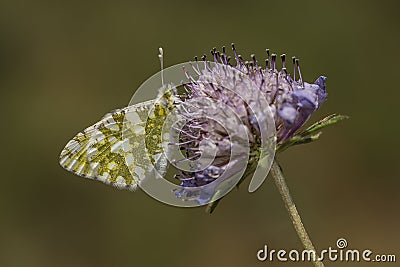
[59,90,175,190]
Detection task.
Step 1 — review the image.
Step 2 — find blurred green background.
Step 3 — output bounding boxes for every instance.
[0,1,399,266]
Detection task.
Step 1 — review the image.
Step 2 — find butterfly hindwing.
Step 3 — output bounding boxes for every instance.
[59,96,173,190]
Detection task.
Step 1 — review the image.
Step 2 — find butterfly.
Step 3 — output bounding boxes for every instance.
[59,85,177,190]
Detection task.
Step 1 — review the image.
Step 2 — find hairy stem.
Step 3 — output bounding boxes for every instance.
[270,159,325,267]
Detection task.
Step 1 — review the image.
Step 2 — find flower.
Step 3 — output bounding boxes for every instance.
[172,44,327,203]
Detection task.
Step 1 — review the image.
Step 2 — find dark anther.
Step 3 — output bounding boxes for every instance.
[292,56,296,80]
[271,54,277,70]
[266,49,271,68]
[281,54,286,68]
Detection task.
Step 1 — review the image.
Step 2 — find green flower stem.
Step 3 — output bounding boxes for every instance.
[270,159,325,267]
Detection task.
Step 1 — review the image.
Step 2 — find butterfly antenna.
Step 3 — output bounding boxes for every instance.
[158,47,164,86]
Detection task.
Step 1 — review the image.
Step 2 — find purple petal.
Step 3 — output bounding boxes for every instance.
[314,76,328,108]
[278,104,298,125]
[291,76,328,110]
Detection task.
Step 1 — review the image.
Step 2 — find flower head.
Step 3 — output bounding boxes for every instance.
[172,44,327,202]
